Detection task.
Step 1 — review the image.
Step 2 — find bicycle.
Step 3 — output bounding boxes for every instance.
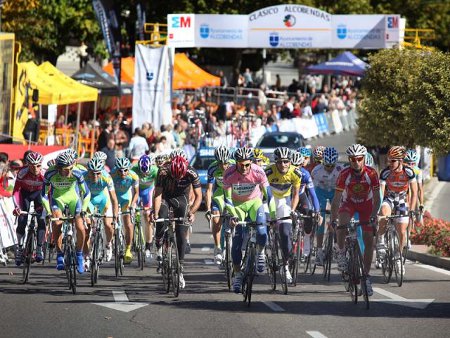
[238,220,262,307]
[51,207,77,294]
[19,211,40,284]
[289,212,314,285]
[266,215,292,294]
[210,213,234,291]
[338,219,370,309]
[376,214,405,287]
[155,209,185,297]
[321,209,335,281]
[42,223,55,264]
[132,206,146,270]
[87,209,106,286]
[114,210,128,278]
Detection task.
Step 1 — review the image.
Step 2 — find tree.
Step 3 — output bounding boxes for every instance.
[357,49,450,154]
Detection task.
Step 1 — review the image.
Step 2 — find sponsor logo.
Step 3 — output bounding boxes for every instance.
[171,16,191,28]
[199,24,210,38]
[337,24,347,39]
[199,24,243,41]
[387,16,399,29]
[283,14,296,27]
[146,72,154,81]
[269,33,279,47]
[269,33,312,48]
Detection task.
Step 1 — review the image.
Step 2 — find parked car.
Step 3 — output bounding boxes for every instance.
[255,132,306,161]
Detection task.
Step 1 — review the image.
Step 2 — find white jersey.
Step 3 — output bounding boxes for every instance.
[311,164,344,192]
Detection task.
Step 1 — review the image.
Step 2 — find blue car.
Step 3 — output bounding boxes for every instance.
[190,147,216,195]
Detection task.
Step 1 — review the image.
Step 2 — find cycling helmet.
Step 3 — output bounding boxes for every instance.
[234,147,253,161]
[115,157,131,169]
[405,149,420,164]
[170,155,188,180]
[274,147,291,161]
[170,148,187,160]
[26,151,43,165]
[138,154,152,174]
[47,159,56,167]
[313,146,326,159]
[64,148,78,160]
[156,154,170,166]
[346,144,367,157]
[387,146,406,160]
[365,153,375,167]
[214,146,231,163]
[93,151,107,161]
[291,152,305,166]
[88,158,105,172]
[56,152,75,167]
[298,147,312,158]
[323,147,338,165]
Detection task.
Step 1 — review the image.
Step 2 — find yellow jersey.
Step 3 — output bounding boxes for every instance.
[265,164,301,199]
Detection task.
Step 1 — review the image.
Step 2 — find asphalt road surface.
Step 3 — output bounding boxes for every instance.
[1,211,449,338]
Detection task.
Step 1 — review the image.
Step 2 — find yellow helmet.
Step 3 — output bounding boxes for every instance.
[253,148,270,165]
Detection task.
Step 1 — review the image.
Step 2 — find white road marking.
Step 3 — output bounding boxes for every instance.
[204,259,215,265]
[262,301,285,312]
[93,291,148,313]
[201,247,211,252]
[373,287,434,309]
[415,263,450,276]
[306,331,328,338]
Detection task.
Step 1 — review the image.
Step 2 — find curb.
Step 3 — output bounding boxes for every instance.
[407,249,450,270]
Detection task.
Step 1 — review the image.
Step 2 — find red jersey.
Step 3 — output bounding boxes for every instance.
[336,166,380,203]
[380,165,415,196]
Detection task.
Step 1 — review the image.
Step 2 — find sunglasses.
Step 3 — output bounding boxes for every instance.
[119,169,129,173]
[349,156,364,163]
[324,164,335,168]
[238,162,251,168]
[277,160,290,165]
[389,159,401,163]
[93,171,102,176]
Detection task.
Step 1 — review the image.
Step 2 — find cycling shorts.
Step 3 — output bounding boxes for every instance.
[339,199,373,232]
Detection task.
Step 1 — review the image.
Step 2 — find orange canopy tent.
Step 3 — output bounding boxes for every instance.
[103,53,220,89]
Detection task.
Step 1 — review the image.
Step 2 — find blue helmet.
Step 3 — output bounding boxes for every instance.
[297,147,312,158]
[115,157,131,170]
[138,154,152,174]
[405,149,420,164]
[323,147,338,165]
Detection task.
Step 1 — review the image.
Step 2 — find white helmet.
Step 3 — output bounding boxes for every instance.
[346,144,367,157]
[234,147,253,161]
[291,152,305,166]
[93,151,107,161]
[274,147,291,161]
[214,146,231,163]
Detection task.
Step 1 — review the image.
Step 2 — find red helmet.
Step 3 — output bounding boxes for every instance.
[170,155,188,180]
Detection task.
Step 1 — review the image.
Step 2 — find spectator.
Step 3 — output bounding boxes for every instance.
[78,41,89,69]
[243,68,253,87]
[275,74,281,91]
[100,138,117,171]
[128,127,149,161]
[97,121,112,150]
[219,70,228,88]
[79,120,90,138]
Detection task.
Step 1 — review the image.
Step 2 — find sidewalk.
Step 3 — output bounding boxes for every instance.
[407,176,450,270]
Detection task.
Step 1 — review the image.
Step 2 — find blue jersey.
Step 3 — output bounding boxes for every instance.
[296,167,320,212]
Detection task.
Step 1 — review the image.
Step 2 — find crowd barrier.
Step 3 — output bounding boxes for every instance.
[0,198,17,254]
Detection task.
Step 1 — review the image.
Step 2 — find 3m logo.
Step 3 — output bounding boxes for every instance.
[171,16,191,28]
[387,16,399,29]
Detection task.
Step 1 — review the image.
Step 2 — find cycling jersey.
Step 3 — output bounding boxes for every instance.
[207,159,236,193]
[264,164,301,199]
[297,167,320,212]
[131,164,158,207]
[155,165,201,199]
[380,166,416,197]
[110,168,139,210]
[223,163,268,204]
[336,166,380,204]
[83,171,115,214]
[42,168,90,215]
[411,165,423,184]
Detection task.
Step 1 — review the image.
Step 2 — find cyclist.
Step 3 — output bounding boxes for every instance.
[222,147,275,293]
[253,148,270,169]
[298,147,312,169]
[265,147,301,283]
[305,146,325,173]
[331,144,381,296]
[131,154,158,259]
[405,149,424,220]
[155,154,170,168]
[151,155,202,289]
[311,147,344,266]
[110,157,139,264]
[12,152,46,265]
[377,146,417,275]
[42,152,91,274]
[84,158,118,262]
[291,151,321,261]
[205,146,234,265]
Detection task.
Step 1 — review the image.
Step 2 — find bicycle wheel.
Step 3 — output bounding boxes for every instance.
[355,243,370,309]
[392,231,404,287]
[265,231,277,291]
[402,218,412,265]
[381,233,393,284]
[70,244,77,295]
[163,241,171,293]
[243,246,256,306]
[275,233,288,295]
[91,231,100,286]
[347,248,358,304]
[22,231,35,284]
[170,239,180,297]
[118,230,124,276]
[291,228,301,286]
[323,232,333,281]
[114,231,120,278]
[225,234,233,291]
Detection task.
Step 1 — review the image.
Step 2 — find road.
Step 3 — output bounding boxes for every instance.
[427,180,450,221]
[1,211,449,338]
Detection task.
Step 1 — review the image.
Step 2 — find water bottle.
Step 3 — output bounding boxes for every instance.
[326,199,331,212]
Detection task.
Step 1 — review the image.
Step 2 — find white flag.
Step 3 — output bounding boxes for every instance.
[133,45,172,131]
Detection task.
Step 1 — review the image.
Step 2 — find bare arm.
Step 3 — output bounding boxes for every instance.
[331,190,343,222]
[190,186,203,215]
[205,183,214,211]
[409,180,418,211]
[152,186,163,218]
[109,190,119,218]
[291,185,300,211]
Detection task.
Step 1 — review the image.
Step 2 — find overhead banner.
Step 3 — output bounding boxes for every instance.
[167,5,400,49]
[247,5,332,48]
[133,45,171,131]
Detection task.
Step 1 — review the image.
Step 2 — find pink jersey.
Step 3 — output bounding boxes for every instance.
[13,166,45,207]
[223,163,269,203]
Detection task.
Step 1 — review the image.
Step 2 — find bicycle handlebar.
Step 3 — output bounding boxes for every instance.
[155,217,186,223]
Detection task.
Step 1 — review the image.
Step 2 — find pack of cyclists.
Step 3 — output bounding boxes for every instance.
[10,142,424,297]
